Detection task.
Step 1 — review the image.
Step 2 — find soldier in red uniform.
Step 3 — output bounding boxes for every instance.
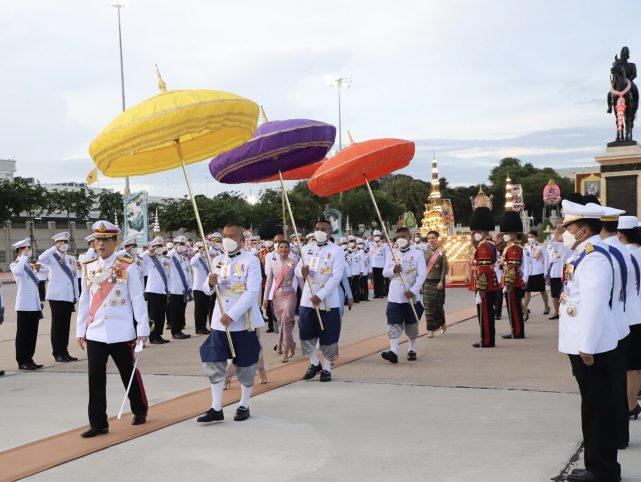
[469,189,500,348]
[500,210,526,339]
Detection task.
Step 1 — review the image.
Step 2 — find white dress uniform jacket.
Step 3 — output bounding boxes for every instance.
[10,255,42,311]
[558,235,619,355]
[202,251,264,332]
[76,253,150,343]
[523,242,549,278]
[546,241,572,278]
[370,242,386,269]
[190,252,211,292]
[167,249,193,297]
[383,246,427,303]
[295,241,346,309]
[38,246,78,302]
[36,263,49,281]
[603,236,637,333]
[626,244,641,326]
[350,250,363,277]
[141,251,171,294]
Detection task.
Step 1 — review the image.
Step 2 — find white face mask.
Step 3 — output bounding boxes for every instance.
[166,242,174,250]
[24,248,32,257]
[473,233,483,242]
[213,241,221,249]
[373,236,381,242]
[503,234,512,243]
[314,230,328,243]
[222,238,238,253]
[527,238,536,245]
[414,238,421,243]
[562,230,577,249]
[154,247,164,255]
[58,243,69,253]
[396,238,409,249]
[176,245,187,254]
[265,240,274,248]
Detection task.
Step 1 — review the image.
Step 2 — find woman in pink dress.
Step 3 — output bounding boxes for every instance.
[263,241,300,362]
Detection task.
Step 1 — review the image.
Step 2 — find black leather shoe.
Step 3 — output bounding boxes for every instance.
[407,351,417,361]
[501,334,513,339]
[381,351,399,364]
[172,332,191,340]
[197,408,224,423]
[234,406,250,421]
[55,355,71,363]
[81,426,109,438]
[0,370,4,376]
[566,470,598,481]
[302,363,322,380]
[29,360,44,369]
[195,328,211,335]
[549,315,560,320]
[319,370,332,382]
[132,414,146,425]
[265,328,275,333]
[64,354,78,362]
[19,363,37,371]
[472,342,481,348]
[150,338,165,345]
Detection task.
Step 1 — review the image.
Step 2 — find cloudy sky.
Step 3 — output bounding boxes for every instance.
[1,0,637,198]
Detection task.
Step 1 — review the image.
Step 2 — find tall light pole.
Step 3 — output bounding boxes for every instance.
[331,77,352,150]
[112,0,129,195]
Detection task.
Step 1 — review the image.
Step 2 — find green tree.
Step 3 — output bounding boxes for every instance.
[377,174,429,219]
[46,188,94,227]
[97,190,124,221]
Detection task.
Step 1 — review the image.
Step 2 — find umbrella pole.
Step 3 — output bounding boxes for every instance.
[363,176,421,325]
[175,141,236,358]
[281,189,288,238]
[278,170,325,331]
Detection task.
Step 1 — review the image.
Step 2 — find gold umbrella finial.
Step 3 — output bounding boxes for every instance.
[155,64,167,93]
[260,105,269,124]
[347,130,356,145]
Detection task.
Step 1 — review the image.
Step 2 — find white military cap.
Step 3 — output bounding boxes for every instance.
[194,241,204,248]
[149,236,164,247]
[84,233,96,242]
[212,232,222,238]
[356,238,364,243]
[12,237,31,249]
[120,235,138,248]
[373,230,382,236]
[599,205,625,221]
[561,201,605,226]
[340,237,348,244]
[305,232,314,239]
[173,235,187,244]
[347,235,356,241]
[52,231,71,242]
[91,221,120,239]
[618,215,639,230]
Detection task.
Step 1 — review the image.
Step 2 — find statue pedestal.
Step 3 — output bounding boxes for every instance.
[595,143,641,216]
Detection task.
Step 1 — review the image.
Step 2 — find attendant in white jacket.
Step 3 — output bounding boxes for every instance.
[10,238,44,370]
[167,235,193,340]
[523,230,550,318]
[191,242,213,335]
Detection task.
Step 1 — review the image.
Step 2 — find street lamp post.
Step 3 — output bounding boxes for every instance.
[331,77,352,150]
[112,0,130,195]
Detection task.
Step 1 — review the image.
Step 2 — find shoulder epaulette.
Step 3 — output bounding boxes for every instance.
[585,243,594,254]
[82,257,98,265]
[118,256,134,264]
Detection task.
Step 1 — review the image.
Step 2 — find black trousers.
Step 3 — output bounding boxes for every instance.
[267,300,276,329]
[569,350,621,481]
[38,281,46,302]
[77,278,82,296]
[494,289,503,317]
[615,336,630,448]
[16,311,40,365]
[168,294,187,334]
[193,290,211,331]
[350,276,361,303]
[86,339,148,429]
[476,290,497,347]
[359,274,369,301]
[49,300,74,358]
[372,267,385,298]
[147,292,168,339]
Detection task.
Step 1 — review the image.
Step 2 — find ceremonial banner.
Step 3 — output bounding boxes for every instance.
[440,199,455,225]
[123,191,149,245]
[576,173,602,199]
[323,207,343,239]
[511,184,524,212]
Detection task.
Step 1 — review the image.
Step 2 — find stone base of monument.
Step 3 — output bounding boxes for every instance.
[596,142,641,216]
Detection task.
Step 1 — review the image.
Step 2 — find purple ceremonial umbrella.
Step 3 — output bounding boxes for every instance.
[208,119,336,183]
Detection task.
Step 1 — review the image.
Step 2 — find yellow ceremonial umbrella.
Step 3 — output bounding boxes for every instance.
[88,67,260,357]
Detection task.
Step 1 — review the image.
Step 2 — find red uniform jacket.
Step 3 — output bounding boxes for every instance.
[469,239,500,292]
[503,243,525,289]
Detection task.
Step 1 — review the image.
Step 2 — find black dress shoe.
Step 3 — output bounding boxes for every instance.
[407,351,417,361]
[0,370,4,376]
[265,328,275,333]
[472,342,481,348]
[197,408,224,423]
[64,354,78,362]
[381,351,399,364]
[549,315,560,320]
[319,370,332,382]
[172,332,191,340]
[29,360,44,369]
[566,470,598,481]
[302,363,322,380]
[195,328,211,335]
[501,334,513,339]
[81,426,109,438]
[234,406,250,421]
[55,355,71,363]
[18,363,37,371]
[150,338,165,345]
[132,414,146,425]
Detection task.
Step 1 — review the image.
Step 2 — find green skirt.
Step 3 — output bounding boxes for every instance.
[422,279,446,331]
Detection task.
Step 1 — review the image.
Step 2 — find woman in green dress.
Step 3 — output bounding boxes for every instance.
[422,231,448,338]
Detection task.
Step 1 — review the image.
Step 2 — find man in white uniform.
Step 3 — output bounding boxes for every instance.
[141,237,171,344]
[167,235,192,339]
[191,241,212,335]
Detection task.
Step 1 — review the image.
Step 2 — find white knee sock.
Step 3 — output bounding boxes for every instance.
[408,338,416,352]
[322,358,332,372]
[210,381,224,411]
[240,384,253,408]
[309,350,320,366]
[390,337,400,354]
